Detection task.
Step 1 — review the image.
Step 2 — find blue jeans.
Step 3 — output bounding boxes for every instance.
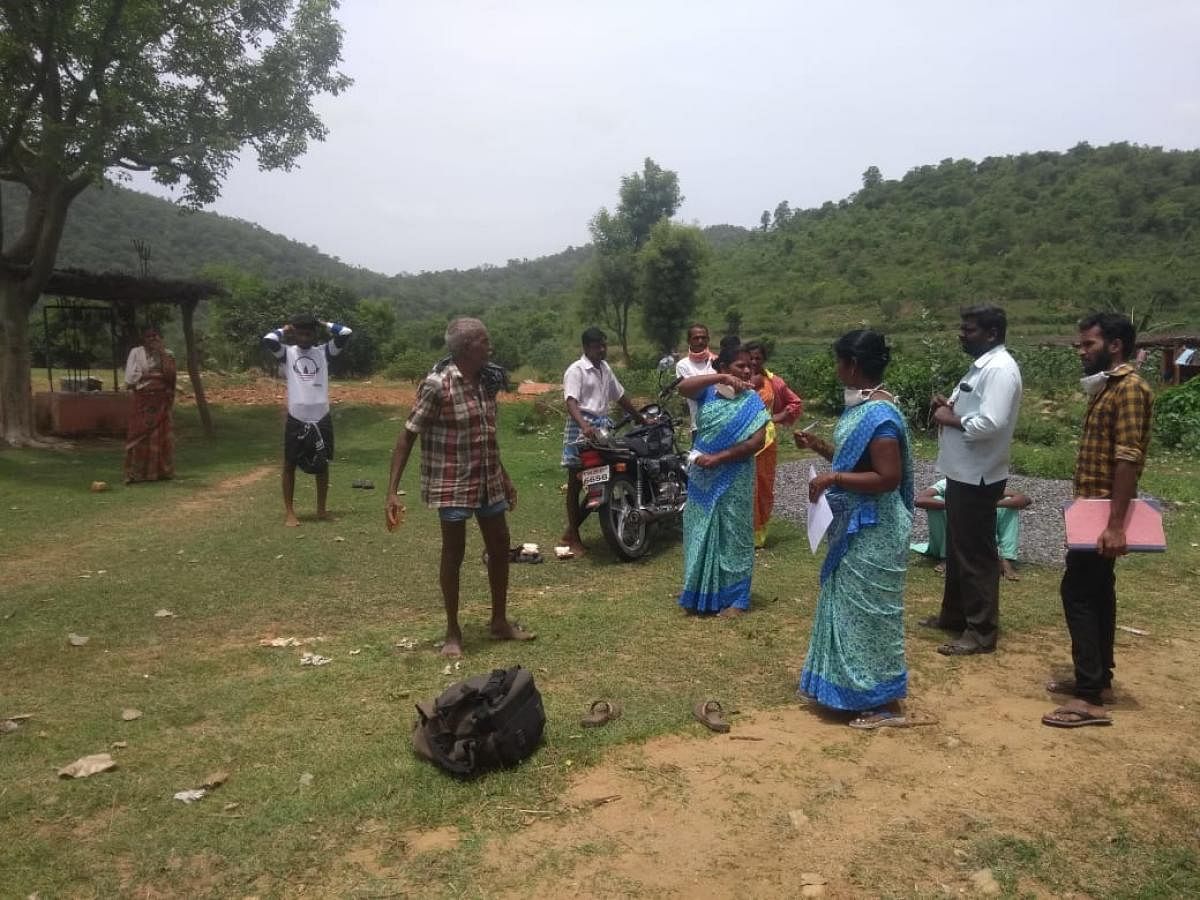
[438,498,509,523]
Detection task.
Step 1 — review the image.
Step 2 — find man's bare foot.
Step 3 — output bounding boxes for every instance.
[440,636,464,658]
[1001,559,1019,581]
[285,511,301,527]
[933,561,946,575]
[717,607,746,618]
[489,621,537,642]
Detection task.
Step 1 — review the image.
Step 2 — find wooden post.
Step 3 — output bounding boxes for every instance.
[180,298,213,436]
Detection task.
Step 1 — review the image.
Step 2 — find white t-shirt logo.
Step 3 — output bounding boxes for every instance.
[293,355,321,378]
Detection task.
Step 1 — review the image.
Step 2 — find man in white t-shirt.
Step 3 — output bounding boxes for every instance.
[560,326,641,555]
[263,313,353,526]
[675,322,715,434]
[925,305,1022,655]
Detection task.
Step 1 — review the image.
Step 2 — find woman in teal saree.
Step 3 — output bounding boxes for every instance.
[677,343,770,617]
[794,330,915,728]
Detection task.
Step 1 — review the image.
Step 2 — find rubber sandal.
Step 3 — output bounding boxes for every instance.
[581,699,622,728]
[692,699,730,733]
[848,711,910,730]
[937,640,995,656]
[1041,706,1112,728]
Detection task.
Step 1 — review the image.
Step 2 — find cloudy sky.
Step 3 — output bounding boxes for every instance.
[139,0,1200,275]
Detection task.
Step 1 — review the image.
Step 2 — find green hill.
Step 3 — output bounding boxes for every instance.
[7,141,1199,352]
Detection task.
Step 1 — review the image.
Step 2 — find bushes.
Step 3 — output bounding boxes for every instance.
[1154,377,1200,449]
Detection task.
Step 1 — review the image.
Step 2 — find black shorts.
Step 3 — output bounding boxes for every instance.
[284,414,334,466]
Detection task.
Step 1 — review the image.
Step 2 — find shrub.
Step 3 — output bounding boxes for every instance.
[1154,377,1200,449]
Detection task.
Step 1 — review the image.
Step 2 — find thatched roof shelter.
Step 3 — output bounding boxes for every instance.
[40,267,225,435]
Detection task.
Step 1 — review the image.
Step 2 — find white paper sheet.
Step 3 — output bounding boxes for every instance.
[807,465,834,554]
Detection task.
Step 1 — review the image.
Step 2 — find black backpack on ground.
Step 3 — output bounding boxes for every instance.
[412,666,546,777]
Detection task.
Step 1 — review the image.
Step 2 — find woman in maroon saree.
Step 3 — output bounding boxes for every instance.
[123,328,177,483]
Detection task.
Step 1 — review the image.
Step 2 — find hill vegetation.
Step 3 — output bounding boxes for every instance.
[13,142,1199,380]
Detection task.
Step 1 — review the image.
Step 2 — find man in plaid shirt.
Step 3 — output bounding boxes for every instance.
[386,318,535,658]
[1043,312,1153,729]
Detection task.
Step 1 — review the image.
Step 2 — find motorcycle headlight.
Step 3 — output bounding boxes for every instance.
[592,427,610,445]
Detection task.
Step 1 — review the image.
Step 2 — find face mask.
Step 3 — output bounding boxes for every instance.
[1080,372,1109,397]
[843,386,882,408]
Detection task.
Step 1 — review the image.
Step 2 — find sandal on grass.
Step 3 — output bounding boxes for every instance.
[1041,705,1112,728]
[692,699,730,733]
[581,699,622,728]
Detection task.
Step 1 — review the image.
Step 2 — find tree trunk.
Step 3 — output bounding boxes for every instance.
[0,271,38,445]
[180,299,213,436]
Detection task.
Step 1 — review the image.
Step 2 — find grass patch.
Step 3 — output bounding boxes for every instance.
[2,398,1199,897]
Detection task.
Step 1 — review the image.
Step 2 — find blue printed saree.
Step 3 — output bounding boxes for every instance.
[799,400,914,710]
[678,386,769,613]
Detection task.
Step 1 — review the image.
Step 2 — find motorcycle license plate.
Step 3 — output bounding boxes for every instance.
[580,465,610,487]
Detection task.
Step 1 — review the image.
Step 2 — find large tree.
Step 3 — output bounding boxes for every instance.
[639,220,708,354]
[0,0,351,444]
[581,158,682,361]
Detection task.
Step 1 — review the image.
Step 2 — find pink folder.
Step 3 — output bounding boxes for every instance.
[1062,499,1166,552]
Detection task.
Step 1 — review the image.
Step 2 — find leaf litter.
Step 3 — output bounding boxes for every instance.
[59,753,117,779]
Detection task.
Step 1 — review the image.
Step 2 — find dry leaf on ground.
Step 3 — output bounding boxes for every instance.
[66,633,89,647]
[58,753,116,779]
[121,708,142,721]
[153,609,176,618]
[300,652,332,666]
[173,788,207,803]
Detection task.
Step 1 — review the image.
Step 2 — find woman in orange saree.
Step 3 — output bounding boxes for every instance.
[745,342,804,548]
[123,328,177,484]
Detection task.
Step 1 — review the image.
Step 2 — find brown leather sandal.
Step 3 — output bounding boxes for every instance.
[692,699,730,733]
[581,699,622,728]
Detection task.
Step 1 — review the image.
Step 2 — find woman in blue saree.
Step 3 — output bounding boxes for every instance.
[677,343,770,617]
[794,330,916,728]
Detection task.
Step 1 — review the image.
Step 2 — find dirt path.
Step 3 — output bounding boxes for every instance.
[347,629,1200,898]
[3,465,275,586]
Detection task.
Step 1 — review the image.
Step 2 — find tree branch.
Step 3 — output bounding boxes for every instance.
[65,0,128,126]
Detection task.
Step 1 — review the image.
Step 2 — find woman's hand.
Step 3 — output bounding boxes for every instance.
[721,374,754,393]
[694,453,720,468]
[808,472,837,503]
[793,429,817,450]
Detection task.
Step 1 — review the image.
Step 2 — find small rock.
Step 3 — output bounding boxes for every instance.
[943,736,962,750]
[111,741,128,749]
[787,809,810,830]
[90,481,109,492]
[121,708,142,721]
[173,788,207,803]
[969,868,1001,896]
[67,633,89,647]
[299,772,314,787]
[153,609,176,618]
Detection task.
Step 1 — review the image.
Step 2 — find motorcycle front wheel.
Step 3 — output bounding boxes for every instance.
[599,475,650,561]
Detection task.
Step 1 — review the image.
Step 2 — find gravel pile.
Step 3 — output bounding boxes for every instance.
[773,458,1074,568]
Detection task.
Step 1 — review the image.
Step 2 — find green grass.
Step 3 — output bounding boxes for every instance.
[2,398,1199,897]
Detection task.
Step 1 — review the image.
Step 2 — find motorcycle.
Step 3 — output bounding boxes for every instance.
[575,359,690,561]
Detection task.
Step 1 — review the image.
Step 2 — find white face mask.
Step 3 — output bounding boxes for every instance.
[843,384,883,408]
[1080,372,1109,397]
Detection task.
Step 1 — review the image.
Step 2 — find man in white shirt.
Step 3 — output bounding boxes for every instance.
[560,327,642,555]
[263,314,353,526]
[674,323,715,435]
[925,305,1022,655]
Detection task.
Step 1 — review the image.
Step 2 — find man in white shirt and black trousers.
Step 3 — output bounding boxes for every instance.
[924,305,1022,655]
[263,314,353,527]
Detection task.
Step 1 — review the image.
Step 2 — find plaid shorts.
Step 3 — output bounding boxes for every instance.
[561,412,612,468]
